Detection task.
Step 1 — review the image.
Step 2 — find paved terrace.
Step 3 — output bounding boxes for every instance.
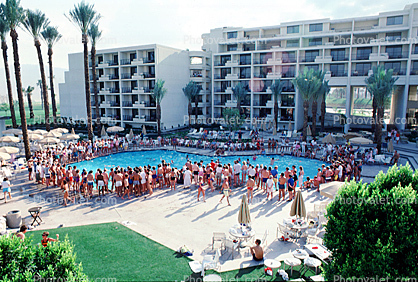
[0,146,410,272]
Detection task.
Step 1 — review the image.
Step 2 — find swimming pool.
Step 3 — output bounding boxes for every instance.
[75,150,324,180]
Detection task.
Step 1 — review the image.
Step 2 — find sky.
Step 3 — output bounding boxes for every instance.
[0,0,414,102]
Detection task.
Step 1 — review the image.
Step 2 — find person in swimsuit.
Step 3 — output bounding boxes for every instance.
[87,171,94,198]
[169,168,177,190]
[219,178,231,206]
[96,170,105,197]
[246,177,255,204]
[208,168,215,192]
[121,173,131,200]
[197,176,205,202]
[41,231,59,247]
[151,166,157,190]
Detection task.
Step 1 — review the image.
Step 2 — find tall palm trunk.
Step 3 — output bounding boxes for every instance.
[34,39,50,131]
[11,29,30,160]
[156,103,161,136]
[302,100,309,141]
[320,96,326,132]
[194,99,199,123]
[376,106,384,154]
[1,40,17,128]
[372,96,376,139]
[83,34,93,141]
[274,102,279,129]
[312,100,318,137]
[48,48,57,127]
[91,45,100,137]
[27,92,34,118]
[237,100,241,115]
[188,102,192,126]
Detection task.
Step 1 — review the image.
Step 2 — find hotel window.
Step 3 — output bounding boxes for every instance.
[305,50,319,62]
[287,25,299,34]
[387,16,403,26]
[309,23,323,32]
[413,61,418,71]
[309,38,322,46]
[330,64,345,77]
[282,52,296,63]
[386,46,402,59]
[331,49,347,61]
[355,63,371,76]
[287,39,299,47]
[386,32,402,42]
[384,61,401,72]
[408,88,418,101]
[414,45,418,54]
[356,47,372,60]
[227,44,237,51]
[227,31,237,39]
[306,65,320,71]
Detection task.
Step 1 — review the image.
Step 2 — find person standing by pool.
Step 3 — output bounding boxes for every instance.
[261,166,269,193]
[241,161,248,185]
[219,178,231,206]
[278,173,286,201]
[215,164,223,187]
[246,176,255,204]
[271,166,278,190]
[63,179,74,206]
[114,170,123,197]
[266,175,274,201]
[298,166,304,189]
[192,162,199,185]
[197,176,205,202]
[87,171,94,198]
[2,177,12,203]
[169,168,177,190]
[96,170,105,197]
[233,160,241,187]
[183,167,192,188]
[287,175,295,201]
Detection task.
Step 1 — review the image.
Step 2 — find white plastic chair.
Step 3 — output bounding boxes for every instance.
[224,239,240,259]
[201,249,221,276]
[212,232,226,250]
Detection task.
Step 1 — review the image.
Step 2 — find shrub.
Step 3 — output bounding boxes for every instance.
[323,164,418,280]
[0,235,89,281]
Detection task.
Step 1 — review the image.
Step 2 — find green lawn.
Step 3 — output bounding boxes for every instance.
[28,222,317,281]
[0,102,60,127]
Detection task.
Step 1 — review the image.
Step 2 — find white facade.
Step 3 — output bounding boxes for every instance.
[202,3,418,131]
[59,44,190,130]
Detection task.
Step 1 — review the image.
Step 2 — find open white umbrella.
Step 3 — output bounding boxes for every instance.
[107,126,124,133]
[52,128,69,134]
[33,129,47,135]
[142,124,147,136]
[45,131,62,138]
[65,134,80,140]
[290,190,306,218]
[2,128,22,135]
[349,137,373,145]
[321,134,336,144]
[28,133,44,141]
[39,137,60,144]
[0,136,20,143]
[0,152,11,161]
[31,144,43,151]
[238,194,251,225]
[0,147,19,154]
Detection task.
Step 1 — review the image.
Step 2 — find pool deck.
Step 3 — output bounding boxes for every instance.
[0,146,408,273]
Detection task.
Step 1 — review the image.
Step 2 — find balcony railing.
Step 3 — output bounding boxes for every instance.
[122,101,133,107]
[110,88,119,93]
[282,72,296,78]
[120,59,131,65]
[387,52,409,59]
[109,74,119,79]
[330,71,348,77]
[253,73,267,78]
[88,62,98,67]
[123,115,133,121]
[214,74,221,79]
[410,70,418,75]
[391,68,406,76]
[239,60,251,65]
[352,53,371,60]
[143,58,155,64]
[282,58,297,63]
[121,73,131,79]
[146,116,157,122]
[331,55,349,61]
[107,60,118,66]
[143,72,155,78]
[122,87,132,93]
[299,56,316,63]
[282,86,295,92]
[240,74,251,79]
[109,101,120,107]
[352,70,370,76]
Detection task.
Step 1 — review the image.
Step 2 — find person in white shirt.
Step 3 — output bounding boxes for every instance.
[183,167,192,188]
[248,165,256,180]
[266,175,274,200]
[2,177,12,203]
[233,161,241,186]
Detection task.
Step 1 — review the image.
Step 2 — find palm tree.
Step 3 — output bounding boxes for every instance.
[232,82,248,115]
[22,9,50,131]
[365,65,398,153]
[292,68,323,141]
[2,0,30,159]
[182,81,202,126]
[88,23,101,136]
[151,79,167,136]
[270,79,284,129]
[24,86,34,118]
[37,79,43,109]
[66,1,101,141]
[311,70,325,137]
[0,9,17,128]
[320,79,330,132]
[41,26,61,127]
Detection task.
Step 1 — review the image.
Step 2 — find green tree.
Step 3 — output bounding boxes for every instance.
[182,81,201,126]
[365,65,398,153]
[292,68,323,141]
[88,23,102,137]
[24,86,34,119]
[323,164,418,279]
[66,1,101,141]
[232,82,248,115]
[151,79,167,136]
[22,9,50,131]
[0,102,9,115]
[222,107,244,132]
[41,26,62,127]
[320,79,330,132]
[311,70,325,137]
[2,0,31,159]
[270,79,284,129]
[0,8,17,128]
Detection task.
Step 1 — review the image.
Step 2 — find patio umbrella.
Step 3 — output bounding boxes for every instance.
[107,126,124,133]
[320,134,336,144]
[39,137,60,144]
[0,152,11,161]
[71,128,75,135]
[288,120,293,132]
[28,133,44,141]
[142,124,147,136]
[0,147,19,154]
[2,128,22,135]
[343,132,362,140]
[101,125,108,137]
[31,144,42,151]
[238,194,251,225]
[349,137,373,145]
[320,182,345,200]
[65,134,80,140]
[127,129,134,140]
[32,129,47,135]
[290,190,306,218]
[388,138,394,153]
[52,128,69,134]
[45,131,62,138]
[0,136,20,143]
[306,125,312,136]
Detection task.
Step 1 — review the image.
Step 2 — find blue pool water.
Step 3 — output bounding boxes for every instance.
[75,150,324,179]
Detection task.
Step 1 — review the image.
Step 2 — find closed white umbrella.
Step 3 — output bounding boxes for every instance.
[2,128,22,135]
[101,125,108,137]
[238,195,251,225]
[71,128,75,135]
[0,152,11,161]
[388,138,394,153]
[306,125,312,136]
[273,120,277,136]
[290,190,306,218]
[107,126,124,133]
[127,129,134,140]
[288,121,293,132]
[142,124,147,136]
[0,147,19,154]
[0,136,20,143]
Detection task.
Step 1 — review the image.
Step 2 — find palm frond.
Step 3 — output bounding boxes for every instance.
[41,26,62,48]
[88,23,102,46]
[22,9,49,39]
[182,81,201,102]
[271,79,284,101]
[365,65,398,108]
[232,82,248,103]
[292,68,323,101]
[0,6,10,41]
[151,79,167,104]
[2,0,25,30]
[66,1,101,35]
